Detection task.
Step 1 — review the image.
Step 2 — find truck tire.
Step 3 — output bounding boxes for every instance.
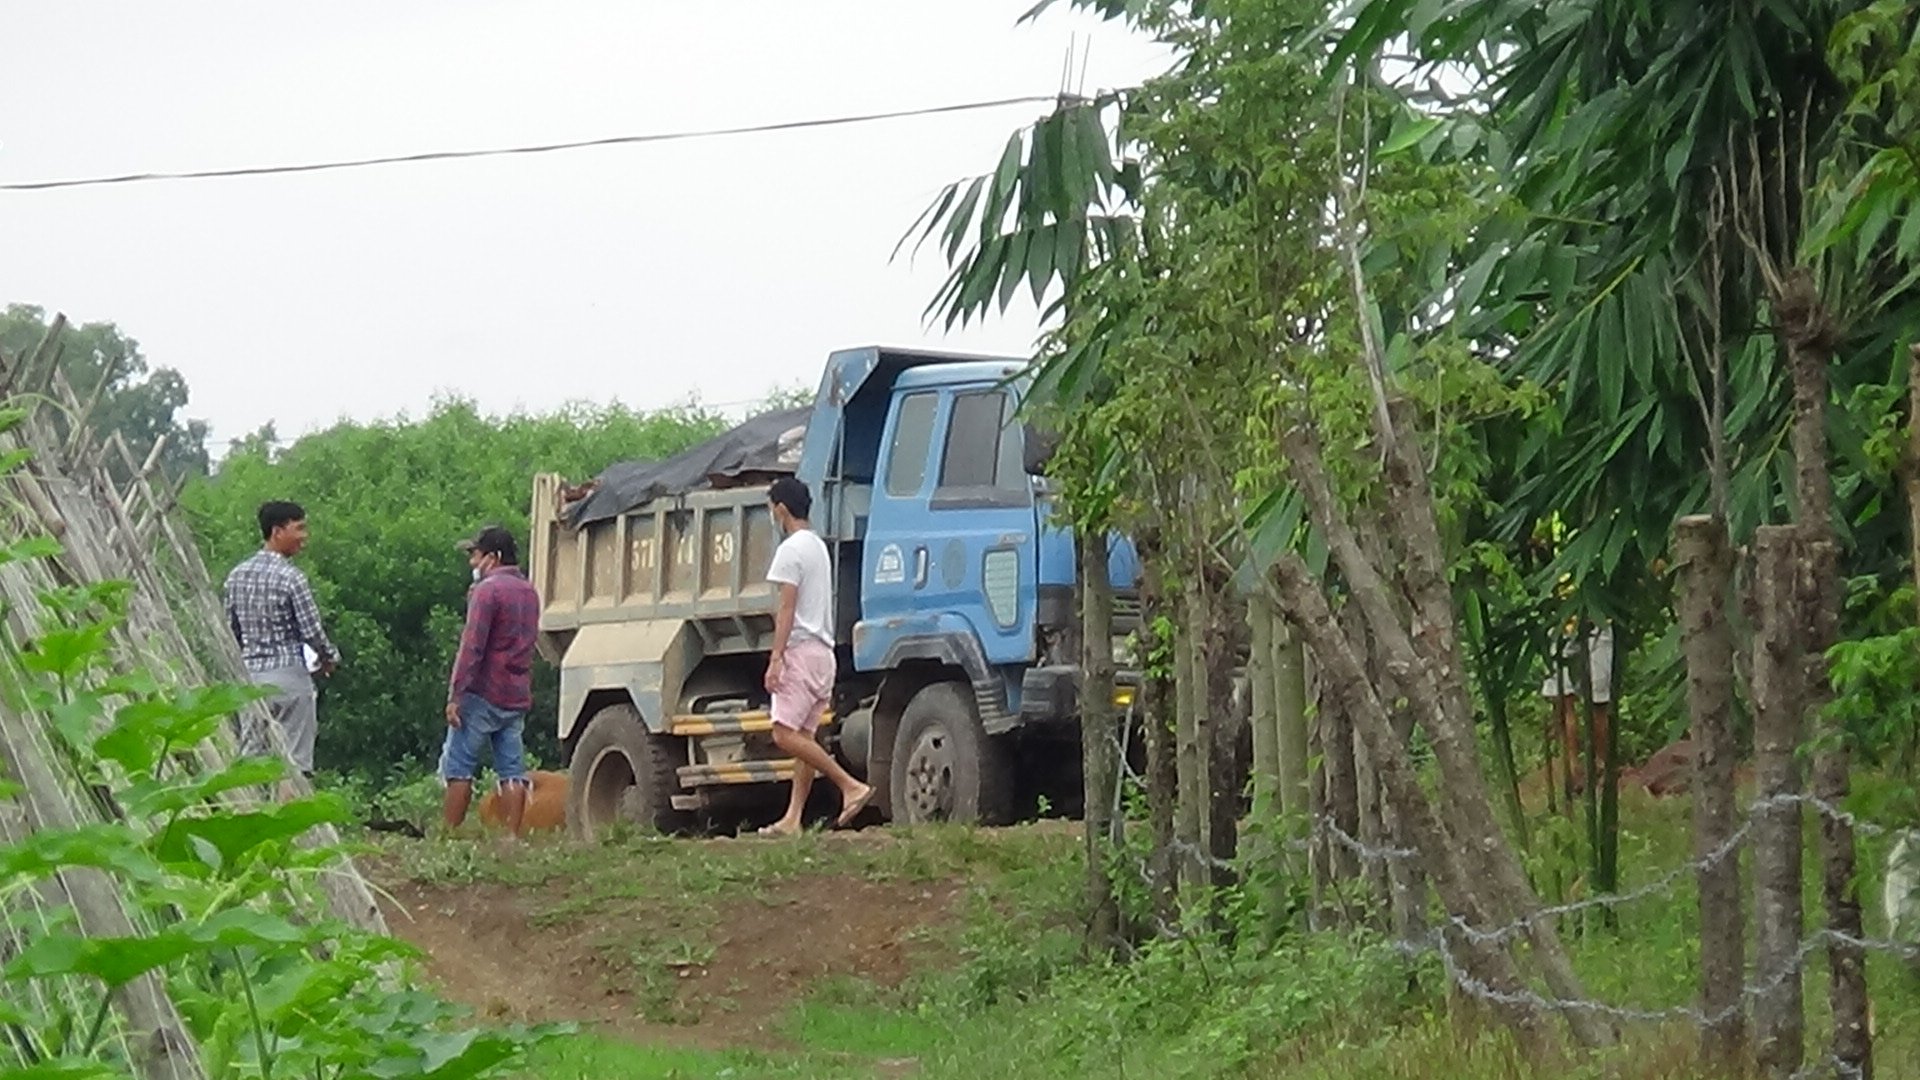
[566,702,689,839]
[890,682,1014,826]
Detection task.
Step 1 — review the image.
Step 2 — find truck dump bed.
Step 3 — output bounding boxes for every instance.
[529,474,785,634]
[529,407,811,639]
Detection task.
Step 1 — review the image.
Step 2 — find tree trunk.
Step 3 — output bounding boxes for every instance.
[1248,591,1278,821]
[1359,602,1429,939]
[1275,611,1311,853]
[1176,574,1212,914]
[1143,611,1179,936]
[1078,528,1121,953]
[1385,699,1429,943]
[1317,602,1363,927]
[1205,583,1243,900]
[1247,590,1285,938]
[1778,266,1870,1079]
[1323,666,1362,889]
[1354,696,1392,928]
[1676,514,1746,1073]
[1804,537,1870,1079]
[1579,629,1602,935]
[1308,691,1331,930]
[1750,525,1807,1080]
[1272,552,1557,1055]
[1286,421,1612,1048]
[1907,343,1920,613]
[1136,555,1179,936]
[1594,636,1621,931]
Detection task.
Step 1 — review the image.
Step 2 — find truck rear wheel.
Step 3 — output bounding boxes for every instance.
[566,702,689,839]
[890,682,1014,826]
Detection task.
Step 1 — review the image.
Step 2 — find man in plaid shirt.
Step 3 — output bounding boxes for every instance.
[223,501,340,778]
[439,524,540,838]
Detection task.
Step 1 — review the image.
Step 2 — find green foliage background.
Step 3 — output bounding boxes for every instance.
[0,303,212,482]
[182,397,726,779]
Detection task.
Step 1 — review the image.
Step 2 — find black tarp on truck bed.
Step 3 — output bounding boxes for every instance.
[563,407,811,526]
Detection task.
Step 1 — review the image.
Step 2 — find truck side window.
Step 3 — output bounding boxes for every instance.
[936,391,1028,503]
[884,392,939,497]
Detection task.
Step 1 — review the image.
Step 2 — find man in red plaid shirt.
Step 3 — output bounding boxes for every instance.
[440,525,541,837]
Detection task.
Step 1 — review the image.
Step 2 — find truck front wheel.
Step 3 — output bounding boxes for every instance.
[890,682,1014,826]
[566,702,689,839]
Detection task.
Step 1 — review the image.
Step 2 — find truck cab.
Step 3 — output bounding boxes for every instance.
[532,346,1137,836]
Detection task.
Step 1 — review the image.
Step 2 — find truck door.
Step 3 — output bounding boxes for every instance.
[860,388,942,640]
[861,384,1037,668]
[924,386,1039,665]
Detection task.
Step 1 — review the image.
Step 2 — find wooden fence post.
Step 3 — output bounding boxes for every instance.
[1676,513,1745,1072]
[1751,526,1806,1080]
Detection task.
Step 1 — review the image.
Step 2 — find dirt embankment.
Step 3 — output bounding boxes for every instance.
[372,840,963,1050]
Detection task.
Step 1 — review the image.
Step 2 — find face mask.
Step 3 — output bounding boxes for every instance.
[471,567,483,583]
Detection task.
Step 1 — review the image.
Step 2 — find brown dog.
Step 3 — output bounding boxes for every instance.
[477,770,568,833]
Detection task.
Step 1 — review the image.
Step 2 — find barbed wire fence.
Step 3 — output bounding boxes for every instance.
[1085,702,1920,1078]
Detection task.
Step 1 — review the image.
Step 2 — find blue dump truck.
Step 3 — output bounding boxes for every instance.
[528,347,1141,836]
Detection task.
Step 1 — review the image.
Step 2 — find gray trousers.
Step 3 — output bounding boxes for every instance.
[241,665,318,775]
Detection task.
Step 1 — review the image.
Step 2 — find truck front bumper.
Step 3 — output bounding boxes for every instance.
[1018,665,1144,726]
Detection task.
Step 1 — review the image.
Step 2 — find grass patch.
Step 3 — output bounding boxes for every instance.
[510,1032,809,1079]
[372,790,1920,1078]
[783,998,943,1059]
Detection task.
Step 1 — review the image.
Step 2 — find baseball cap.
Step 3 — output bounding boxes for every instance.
[456,525,517,560]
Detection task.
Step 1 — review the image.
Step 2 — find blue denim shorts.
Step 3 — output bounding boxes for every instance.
[439,693,528,786]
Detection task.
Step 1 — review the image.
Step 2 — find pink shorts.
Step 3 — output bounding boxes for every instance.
[770,639,835,734]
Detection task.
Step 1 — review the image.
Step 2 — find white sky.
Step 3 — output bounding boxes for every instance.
[0,1,1168,447]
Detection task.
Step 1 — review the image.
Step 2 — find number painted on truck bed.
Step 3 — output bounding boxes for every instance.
[631,538,656,575]
[676,532,698,565]
[711,532,735,565]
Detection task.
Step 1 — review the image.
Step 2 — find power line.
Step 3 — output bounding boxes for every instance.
[0,95,1061,192]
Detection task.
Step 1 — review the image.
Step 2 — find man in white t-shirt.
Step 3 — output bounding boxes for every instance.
[758,477,873,836]
[1542,621,1614,800]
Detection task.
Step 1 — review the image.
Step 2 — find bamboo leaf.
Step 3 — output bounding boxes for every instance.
[1895,200,1920,262]
[1625,274,1657,391]
[898,181,961,262]
[1454,246,1500,321]
[942,177,988,263]
[984,131,1027,236]
[1327,0,1418,82]
[1382,116,1444,156]
[1855,186,1899,271]
[1603,399,1657,461]
[1597,297,1627,418]
[1076,102,1117,188]
[999,229,1033,309]
[1028,222,1059,303]
[1051,111,1082,220]
[1057,217,1088,287]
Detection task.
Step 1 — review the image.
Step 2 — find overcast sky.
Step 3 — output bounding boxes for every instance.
[0,2,1167,448]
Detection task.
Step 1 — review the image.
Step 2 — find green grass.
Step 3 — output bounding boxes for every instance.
[784,998,944,1059]
[510,1033,813,1079]
[378,793,1920,1079]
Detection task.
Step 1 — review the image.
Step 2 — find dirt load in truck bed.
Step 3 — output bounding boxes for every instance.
[564,406,811,527]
